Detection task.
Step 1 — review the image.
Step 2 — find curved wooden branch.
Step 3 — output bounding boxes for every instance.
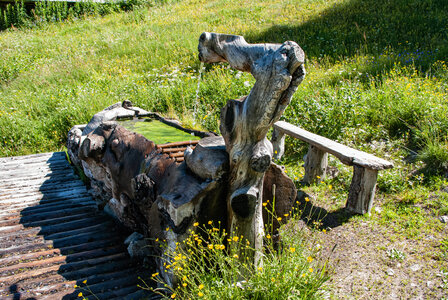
[198,32,306,263]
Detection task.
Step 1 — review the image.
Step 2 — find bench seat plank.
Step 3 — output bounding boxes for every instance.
[274,121,393,170]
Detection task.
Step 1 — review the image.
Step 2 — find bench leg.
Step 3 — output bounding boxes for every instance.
[346,166,378,214]
[303,145,328,184]
[271,128,285,160]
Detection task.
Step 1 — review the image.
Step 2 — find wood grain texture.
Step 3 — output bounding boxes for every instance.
[274,121,393,170]
[199,32,305,264]
[0,152,153,299]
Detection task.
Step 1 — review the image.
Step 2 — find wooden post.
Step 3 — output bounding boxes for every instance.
[346,165,378,214]
[271,127,285,160]
[303,145,328,184]
[198,32,305,264]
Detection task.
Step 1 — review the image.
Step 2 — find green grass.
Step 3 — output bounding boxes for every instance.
[146,218,329,299]
[119,118,200,144]
[1,0,448,298]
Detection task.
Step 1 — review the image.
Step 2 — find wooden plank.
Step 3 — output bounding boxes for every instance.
[0,245,123,269]
[0,235,123,260]
[0,158,68,167]
[0,171,76,185]
[0,181,84,195]
[0,187,89,202]
[1,206,96,226]
[170,152,185,158]
[0,215,109,235]
[0,197,94,216]
[162,146,188,153]
[0,218,112,252]
[157,140,199,148]
[0,152,64,163]
[0,201,96,223]
[0,162,69,173]
[0,151,154,299]
[274,121,394,170]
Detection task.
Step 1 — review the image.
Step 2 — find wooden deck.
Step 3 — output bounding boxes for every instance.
[0,152,156,300]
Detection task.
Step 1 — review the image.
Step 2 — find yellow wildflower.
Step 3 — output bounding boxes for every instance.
[208,244,214,250]
[198,292,204,297]
[305,197,310,202]
[208,221,213,225]
[233,236,239,242]
[193,222,199,227]
[171,293,176,299]
[266,234,271,239]
[78,292,83,297]
[233,254,239,258]
[309,267,313,273]
[82,280,87,284]
[262,202,267,207]
[289,247,295,253]
[307,256,313,262]
[258,267,263,271]
[183,283,187,287]
[277,217,282,221]
[199,284,204,290]
[152,272,159,277]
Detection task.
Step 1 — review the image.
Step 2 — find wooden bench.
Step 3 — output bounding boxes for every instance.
[271,121,393,215]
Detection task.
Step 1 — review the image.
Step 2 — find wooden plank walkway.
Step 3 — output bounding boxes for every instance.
[0,152,155,300]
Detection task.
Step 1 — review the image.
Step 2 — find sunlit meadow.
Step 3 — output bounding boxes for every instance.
[1,0,448,298]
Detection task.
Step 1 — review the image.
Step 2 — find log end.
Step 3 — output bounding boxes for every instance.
[230,187,258,219]
[250,153,271,173]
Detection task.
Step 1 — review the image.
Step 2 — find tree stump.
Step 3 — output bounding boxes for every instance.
[198,32,305,264]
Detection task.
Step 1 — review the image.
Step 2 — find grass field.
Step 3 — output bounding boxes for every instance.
[1,0,448,298]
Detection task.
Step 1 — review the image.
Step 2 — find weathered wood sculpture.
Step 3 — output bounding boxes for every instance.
[68,33,304,287]
[198,32,305,261]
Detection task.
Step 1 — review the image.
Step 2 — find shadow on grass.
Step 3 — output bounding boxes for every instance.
[296,191,357,230]
[246,0,448,78]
